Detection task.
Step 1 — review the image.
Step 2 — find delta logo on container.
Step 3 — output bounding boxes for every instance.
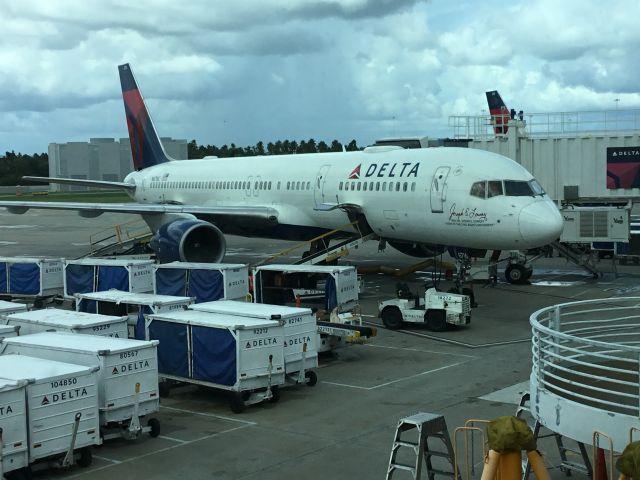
[41,388,88,405]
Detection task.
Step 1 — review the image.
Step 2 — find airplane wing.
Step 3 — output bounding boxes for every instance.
[0,200,279,225]
[22,176,136,191]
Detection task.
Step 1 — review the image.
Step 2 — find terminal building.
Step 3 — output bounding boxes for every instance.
[448,109,640,203]
[47,137,188,192]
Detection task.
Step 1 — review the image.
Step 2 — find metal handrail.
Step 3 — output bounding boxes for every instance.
[531,297,640,416]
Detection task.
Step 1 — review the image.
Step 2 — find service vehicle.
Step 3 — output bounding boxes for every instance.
[379,285,471,331]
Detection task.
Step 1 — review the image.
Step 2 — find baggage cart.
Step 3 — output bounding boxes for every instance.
[146,309,285,413]
[0,300,28,318]
[0,354,100,468]
[190,300,318,386]
[4,308,128,338]
[0,325,19,340]
[75,290,193,340]
[63,258,155,298]
[2,332,160,441]
[154,262,249,302]
[252,264,373,352]
[0,378,29,479]
[0,257,64,306]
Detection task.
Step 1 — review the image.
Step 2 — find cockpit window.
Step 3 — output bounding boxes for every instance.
[487,181,503,198]
[529,179,545,195]
[470,181,486,198]
[504,180,534,196]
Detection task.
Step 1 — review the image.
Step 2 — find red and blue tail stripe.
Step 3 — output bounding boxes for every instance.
[119,64,171,170]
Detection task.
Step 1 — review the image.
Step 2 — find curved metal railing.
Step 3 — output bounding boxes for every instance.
[531,297,640,416]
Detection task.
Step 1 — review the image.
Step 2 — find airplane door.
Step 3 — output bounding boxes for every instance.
[430,166,451,213]
[245,176,253,196]
[314,165,331,207]
[254,176,261,197]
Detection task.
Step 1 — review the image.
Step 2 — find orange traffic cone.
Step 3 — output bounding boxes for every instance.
[595,447,608,480]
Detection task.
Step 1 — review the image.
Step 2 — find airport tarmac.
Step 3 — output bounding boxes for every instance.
[1,210,637,479]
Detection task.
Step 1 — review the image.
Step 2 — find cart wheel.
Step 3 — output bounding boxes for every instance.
[425,310,447,332]
[381,307,403,330]
[77,447,92,468]
[230,393,246,414]
[269,385,281,403]
[158,382,171,398]
[305,370,318,387]
[148,418,161,438]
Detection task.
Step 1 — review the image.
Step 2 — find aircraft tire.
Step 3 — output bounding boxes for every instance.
[505,264,528,285]
[381,307,403,330]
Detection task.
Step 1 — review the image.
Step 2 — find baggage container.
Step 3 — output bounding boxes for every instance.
[0,325,19,340]
[146,309,285,413]
[0,354,100,466]
[2,332,160,441]
[4,308,128,338]
[63,258,155,298]
[75,290,193,340]
[0,300,28,318]
[154,262,249,303]
[190,300,318,386]
[0,378,29,478]
[0,257,64,298]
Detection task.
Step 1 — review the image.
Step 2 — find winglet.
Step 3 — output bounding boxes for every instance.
[119,63,172,170]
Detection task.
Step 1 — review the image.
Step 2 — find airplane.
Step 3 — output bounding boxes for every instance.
[0,64,564,265]
[486,90,510,135]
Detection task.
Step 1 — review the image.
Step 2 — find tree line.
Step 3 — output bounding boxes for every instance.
[0,151,48,186]
[0,138,363,186]
[188,138,361,158]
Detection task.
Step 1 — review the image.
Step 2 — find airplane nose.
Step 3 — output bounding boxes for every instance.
[518,201,564,247]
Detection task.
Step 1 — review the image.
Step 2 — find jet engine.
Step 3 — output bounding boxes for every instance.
[388,241,446,258]
[150,219,226,263]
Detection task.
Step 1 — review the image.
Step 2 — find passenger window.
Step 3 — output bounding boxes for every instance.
[295,181,300,190]
[470,181,486,198]
[376,182,380,191]
[306,181,311,190]
[363,182,367,191]
[286,181,290,190]
[411,182,416,192]
[396,182,400,192]
[403,182,407,192]
[382,182,387,192]
[357,182,361,191]
[351,182,355,191]
[277,181,281,190]
[488,181,503,198]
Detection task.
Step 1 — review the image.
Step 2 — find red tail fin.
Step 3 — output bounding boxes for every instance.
[486,90,510,135]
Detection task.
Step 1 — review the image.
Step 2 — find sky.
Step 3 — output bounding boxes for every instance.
[2,0,640,155]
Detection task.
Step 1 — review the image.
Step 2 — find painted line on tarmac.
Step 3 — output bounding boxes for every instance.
[160,405,257,425]
[364,343,478,359]
[92,455,122,464]
[66,423,253,478]
[363,320,530,349]
[323,361,468,391]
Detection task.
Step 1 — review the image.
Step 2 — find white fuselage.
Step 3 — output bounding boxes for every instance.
[125,146,563,250]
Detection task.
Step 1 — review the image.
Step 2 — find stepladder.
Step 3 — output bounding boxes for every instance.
[516,393,593,479]
[386,412,460,480]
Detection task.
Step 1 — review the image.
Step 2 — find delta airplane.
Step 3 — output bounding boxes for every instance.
[0,64,563,263]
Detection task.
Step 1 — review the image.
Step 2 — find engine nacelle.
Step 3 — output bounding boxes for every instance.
[388,241,446,258]
[150,219,226,263]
